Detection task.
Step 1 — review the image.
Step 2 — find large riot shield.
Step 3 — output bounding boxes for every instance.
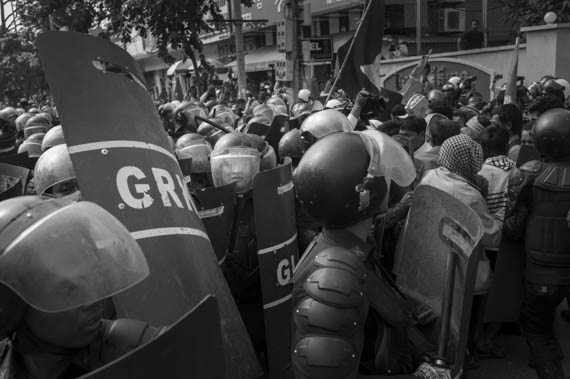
[79,295,224,379]
[193,182,237,265]
[393,185,483,376]
[0,163,28,200]
[37,31,261,379]
[253,161,298,379]
[266,114,289,157]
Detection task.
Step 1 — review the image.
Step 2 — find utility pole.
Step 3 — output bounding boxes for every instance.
[284,0,300,99]
[1,0,6,34]
[416,0,421,55]
[231,0,247,99]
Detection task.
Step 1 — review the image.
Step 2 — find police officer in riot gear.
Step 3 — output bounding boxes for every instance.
[0,196,162,378]
[175,133,213,190]
[505,108,570,379]
[292,131,451,379]
[210,133,266,356]
[34,144,80,199]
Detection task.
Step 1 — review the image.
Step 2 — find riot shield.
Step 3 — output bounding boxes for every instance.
[79,295,225,379]
[0,152,37,171]
[246,122,270,137]
[253,161,298,379]
[0,163,29,200]
[38,31,261,379]
[516,145,541,167]
[266,114,289,157]
[193,182,237,265]
[393,185,483,376]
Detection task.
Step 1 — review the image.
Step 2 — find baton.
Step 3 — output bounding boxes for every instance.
[194,115,232,134]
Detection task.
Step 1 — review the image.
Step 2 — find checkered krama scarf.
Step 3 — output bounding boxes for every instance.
[438,134,484,183]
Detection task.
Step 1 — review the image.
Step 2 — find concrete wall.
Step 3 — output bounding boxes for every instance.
[380,44,525,87]
[380,23,570,87]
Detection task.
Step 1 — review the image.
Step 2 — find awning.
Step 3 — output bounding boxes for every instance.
[226,46,285,72]
[167,59,195,76]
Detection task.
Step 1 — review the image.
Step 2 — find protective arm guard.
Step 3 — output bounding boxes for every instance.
[292,247,369,379]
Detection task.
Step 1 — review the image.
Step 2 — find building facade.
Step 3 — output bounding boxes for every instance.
[129,0,513,100]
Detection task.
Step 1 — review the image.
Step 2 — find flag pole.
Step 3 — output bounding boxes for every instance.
[325,0,375,104]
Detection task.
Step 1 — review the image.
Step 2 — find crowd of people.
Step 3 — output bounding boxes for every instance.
[0,63,569,379]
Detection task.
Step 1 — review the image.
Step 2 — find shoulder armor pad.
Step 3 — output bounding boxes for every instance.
[294,297,361,338]
[313,247,367,281]
[520,160,543,175]
[304,248,367,308]
[102,319,163,359]
[293,336,358,379]
[535,164,570,191]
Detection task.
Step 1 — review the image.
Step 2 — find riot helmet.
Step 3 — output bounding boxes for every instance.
[197,121,227,147]
[41,125,65,152]
[0,196,149,339]
[246,133,277,171]
[533,108,570,159]
[428,90,445,103]
[15,113,34,135]
[542,78,565,100]
[540,75,555,88]
[176,103,208,132]
[34,144,79,198]
[0,107,18,130]
[253,104,275,123]
[295,131,415,229]
[24,115,51,139]
[18,133,45,158]
[175,133,212,173]
[291,102,312,117]
[299,109,352,152]
[295,132,385,228]
[278,128,303,166]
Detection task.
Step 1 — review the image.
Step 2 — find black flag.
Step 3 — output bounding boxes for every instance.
[336,0,385,99]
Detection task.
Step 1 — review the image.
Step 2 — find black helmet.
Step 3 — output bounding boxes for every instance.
[278,128,303,166]
[428,90,445,103]
[294,132,388,229]
[299,109,351,152]
[533,108,570,159]
[541,79,565,102]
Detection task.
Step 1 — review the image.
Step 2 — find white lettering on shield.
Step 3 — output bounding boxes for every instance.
[116,165,196,213]
[277,254,296,286]
[116,166,154,208]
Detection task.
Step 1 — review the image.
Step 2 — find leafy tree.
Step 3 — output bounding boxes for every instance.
[0,32,48,105]
[15,0,254,94]
[502,0,570,34]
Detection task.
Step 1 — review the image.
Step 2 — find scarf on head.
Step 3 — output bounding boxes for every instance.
[438,134,484,183]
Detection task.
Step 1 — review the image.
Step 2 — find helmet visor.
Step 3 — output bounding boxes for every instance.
[176,144,212,173]
[211,147,260,192]
[0,201,149,312]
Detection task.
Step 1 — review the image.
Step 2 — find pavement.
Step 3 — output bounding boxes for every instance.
[469,303,570,379]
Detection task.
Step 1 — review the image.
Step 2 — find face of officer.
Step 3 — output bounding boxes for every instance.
[24,301,104,349]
